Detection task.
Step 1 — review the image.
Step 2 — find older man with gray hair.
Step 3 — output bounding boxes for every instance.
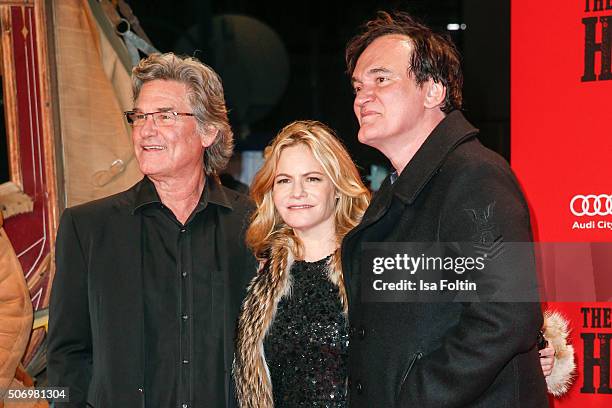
[48,53,256,408]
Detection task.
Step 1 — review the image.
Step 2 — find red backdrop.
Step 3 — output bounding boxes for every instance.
[512,0,612,406]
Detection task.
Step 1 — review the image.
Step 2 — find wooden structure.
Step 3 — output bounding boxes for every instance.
[0,0,143,384]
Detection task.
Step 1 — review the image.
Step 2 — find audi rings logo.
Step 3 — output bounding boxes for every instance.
[570,194,612,216]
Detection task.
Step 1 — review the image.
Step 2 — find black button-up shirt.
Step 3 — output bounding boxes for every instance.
[134,176,231,408]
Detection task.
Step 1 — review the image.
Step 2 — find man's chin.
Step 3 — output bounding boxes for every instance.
[137,165,164,178]
[357,129,380,148]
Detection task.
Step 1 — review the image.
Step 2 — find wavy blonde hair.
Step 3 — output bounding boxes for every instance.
[246,120,370,261]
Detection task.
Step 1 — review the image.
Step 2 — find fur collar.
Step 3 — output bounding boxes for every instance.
[233,245,346,408]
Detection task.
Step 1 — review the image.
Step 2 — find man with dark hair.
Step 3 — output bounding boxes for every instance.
[341,12,548,407]
[48,53,256,407]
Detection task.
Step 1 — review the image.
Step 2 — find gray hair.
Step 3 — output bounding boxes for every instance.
[132,52,233,174]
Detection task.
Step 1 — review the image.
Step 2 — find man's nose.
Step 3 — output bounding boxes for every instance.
[140,114,157,136]
[354,87,375,107]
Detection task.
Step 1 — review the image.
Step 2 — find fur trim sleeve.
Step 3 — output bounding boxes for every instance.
[543,310,576,397]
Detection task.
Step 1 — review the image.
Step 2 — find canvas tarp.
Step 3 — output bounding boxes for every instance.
[53,0,141,207]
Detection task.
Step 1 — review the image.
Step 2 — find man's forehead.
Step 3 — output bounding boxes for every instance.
[135,79,190,108]
[352,35,413,80]
[140,79,187,91]
[361,35,412,62]
[370,33,413,47]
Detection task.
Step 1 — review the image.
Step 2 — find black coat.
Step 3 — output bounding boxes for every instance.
[47,177,256,408]
[341,111,548,407]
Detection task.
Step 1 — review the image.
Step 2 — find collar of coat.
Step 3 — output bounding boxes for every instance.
[390,110,479,205]
[233,245,347,408]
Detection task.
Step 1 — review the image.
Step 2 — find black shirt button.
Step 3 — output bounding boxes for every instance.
[180,228,186,233]
[182,314,189,320]
[356,381,364,394]
[182,271,187,277]
[182,359,189,364]
[358,327,366,339]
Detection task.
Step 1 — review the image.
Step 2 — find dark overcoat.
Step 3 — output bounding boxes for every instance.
[341,111,549,407]
[47,177,255,408]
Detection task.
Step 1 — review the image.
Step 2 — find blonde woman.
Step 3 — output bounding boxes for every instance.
[233,120,369,407]
[233,120,572,407]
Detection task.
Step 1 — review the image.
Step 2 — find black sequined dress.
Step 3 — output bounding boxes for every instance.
[264,255,349,407]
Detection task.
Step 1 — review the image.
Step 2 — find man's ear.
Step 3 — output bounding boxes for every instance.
[200,125,219,148]
[424,79,446,109]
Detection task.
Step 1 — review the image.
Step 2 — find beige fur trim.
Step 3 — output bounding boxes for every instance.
[328,249,348,315]
[543,310,576,397]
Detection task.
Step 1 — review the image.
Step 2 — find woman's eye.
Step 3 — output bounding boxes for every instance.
[275,178,289,184]
[376,77,388,84]
[307,177,321,182]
